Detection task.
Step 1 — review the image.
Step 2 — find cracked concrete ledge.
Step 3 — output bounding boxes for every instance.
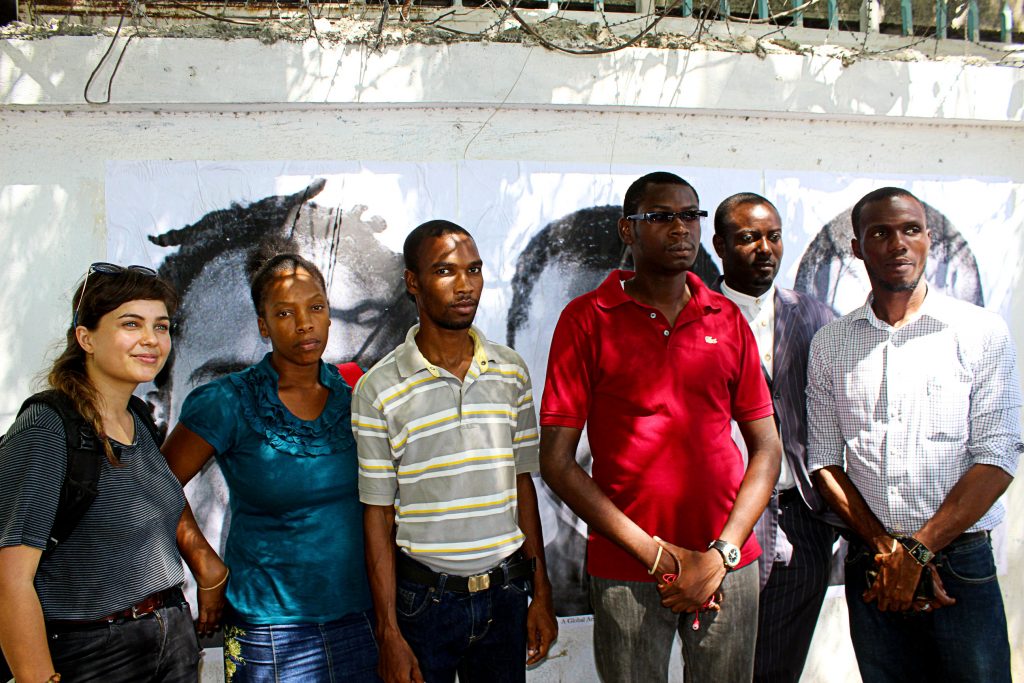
[3,32,1023,124]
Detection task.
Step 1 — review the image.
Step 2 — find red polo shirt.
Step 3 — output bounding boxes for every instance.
[540,270,773,581]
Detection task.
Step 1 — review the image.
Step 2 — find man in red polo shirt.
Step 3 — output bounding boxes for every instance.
[539,171,782,682]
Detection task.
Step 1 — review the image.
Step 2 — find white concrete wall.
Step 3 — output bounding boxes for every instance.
[3,35,1024,682]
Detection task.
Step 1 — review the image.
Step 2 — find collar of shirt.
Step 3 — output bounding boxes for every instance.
[598,269,721,316]
[719,281,776,326]
[395,324,491,379]
[855,284,953,332]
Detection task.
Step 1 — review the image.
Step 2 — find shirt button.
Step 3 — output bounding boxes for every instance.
[763,353,772,362]
[650,313,657,319]
[663,330,670,337]
[760,320,768,327]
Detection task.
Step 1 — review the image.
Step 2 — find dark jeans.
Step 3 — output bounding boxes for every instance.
[47,601,200,682]
[395,569,530,683]
[845,533,1011,683]
[222,610,380,683]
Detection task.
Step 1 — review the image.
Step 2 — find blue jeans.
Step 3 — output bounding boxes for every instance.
[47,600,200,682]
[591,561,760,683]
[223,610,380,683]
[845,533,1011,683]
[395,571,530,683]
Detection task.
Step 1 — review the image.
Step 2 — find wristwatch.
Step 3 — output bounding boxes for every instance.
[708,539,741,570]
[898,536,935,566]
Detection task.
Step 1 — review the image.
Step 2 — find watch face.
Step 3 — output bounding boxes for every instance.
[900,537,934,566]
[711,540,741,568]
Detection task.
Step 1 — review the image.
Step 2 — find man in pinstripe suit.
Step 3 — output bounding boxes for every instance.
[712,193,837,683]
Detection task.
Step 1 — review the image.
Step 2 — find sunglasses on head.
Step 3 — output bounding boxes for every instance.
[73,262,159,328]
[626,210,709,225]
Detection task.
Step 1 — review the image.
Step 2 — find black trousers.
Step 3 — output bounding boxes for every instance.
[753,491,836,683]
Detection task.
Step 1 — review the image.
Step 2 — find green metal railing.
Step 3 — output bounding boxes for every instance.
[614,0,1019,42]
[15,0,1023,44]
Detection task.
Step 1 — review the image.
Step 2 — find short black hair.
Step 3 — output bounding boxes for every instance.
[403,219,473,273]
[248,252,327,317]
[714,192,780,238]
[850,187,923,240]
[622,172,699,218]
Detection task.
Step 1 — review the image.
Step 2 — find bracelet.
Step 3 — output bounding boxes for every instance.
[648,544,664,576]
[48,675,62,683]
[199,567,230,591]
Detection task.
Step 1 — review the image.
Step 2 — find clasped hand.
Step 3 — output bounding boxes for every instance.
[652,537,726,614]
[862,544,955,613]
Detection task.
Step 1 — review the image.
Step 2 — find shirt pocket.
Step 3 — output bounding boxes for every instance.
[925,375,971,443]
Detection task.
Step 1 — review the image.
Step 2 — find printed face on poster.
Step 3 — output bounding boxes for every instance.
[107,161,1018,617]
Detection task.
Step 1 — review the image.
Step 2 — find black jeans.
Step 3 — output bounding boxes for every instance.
[48,601,200,682]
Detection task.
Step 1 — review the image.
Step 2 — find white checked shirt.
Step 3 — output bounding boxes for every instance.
[806,288,1023,535]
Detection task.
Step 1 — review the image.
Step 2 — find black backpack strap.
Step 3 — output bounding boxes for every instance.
[14,392,163,559]
[17,390,102,557]
[127,394,164,448]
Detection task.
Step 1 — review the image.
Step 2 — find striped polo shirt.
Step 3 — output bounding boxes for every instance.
[353,325,540,576]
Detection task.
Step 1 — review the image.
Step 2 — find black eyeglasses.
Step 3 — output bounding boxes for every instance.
[626,210,708,224]
[73,262,158,328]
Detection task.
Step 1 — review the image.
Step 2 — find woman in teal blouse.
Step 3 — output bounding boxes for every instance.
[164,253,377,682]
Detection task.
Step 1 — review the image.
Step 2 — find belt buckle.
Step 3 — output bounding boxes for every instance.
[466,573,491,593]
[131,597,156,619]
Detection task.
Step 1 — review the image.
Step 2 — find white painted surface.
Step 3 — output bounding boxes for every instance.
[2,37,1024,122]
[2,34,1023,682]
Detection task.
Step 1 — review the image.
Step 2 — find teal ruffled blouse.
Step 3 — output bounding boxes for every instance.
[180,354,371,624]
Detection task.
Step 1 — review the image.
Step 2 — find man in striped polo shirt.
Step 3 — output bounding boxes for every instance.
[353,220,557,683]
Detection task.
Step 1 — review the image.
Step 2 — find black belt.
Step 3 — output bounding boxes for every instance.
[844,530,989,553]
[397,551,535,593]
[47,586,184,627]
[945,530,989,549]
[777,487,803,505]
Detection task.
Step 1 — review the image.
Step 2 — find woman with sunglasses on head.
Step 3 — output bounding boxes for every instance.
[0,263,203,682]
[165,253,378,682]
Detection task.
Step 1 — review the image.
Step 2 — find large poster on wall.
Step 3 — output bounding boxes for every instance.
[107,161,1019,618]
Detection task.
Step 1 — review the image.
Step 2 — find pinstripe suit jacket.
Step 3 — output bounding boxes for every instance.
[768,286,836,514]
[713,280,836,585]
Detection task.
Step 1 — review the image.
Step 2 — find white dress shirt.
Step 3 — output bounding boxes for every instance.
[720,281,796,490]
[806,288,1023,535]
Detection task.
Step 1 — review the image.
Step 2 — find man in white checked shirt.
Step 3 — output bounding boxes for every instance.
[806,187,1022,683]
[353,220,556,683]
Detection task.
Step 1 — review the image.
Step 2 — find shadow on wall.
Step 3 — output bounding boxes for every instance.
[795,201,984,312]
[0,184,97,417]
